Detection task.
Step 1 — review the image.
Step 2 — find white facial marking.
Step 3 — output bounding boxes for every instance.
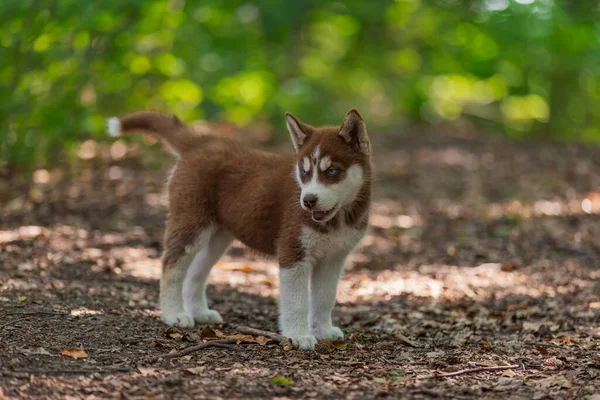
[303,157,311,172]
[311,145,320,167]
[319,156,332,171]
[298,164,365,220]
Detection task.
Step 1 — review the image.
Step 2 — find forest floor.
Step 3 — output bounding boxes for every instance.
[1,123,600,399]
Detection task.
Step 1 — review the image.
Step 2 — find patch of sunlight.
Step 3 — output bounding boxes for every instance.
[501,94,549,122]
[72,31,90,50]
[33,33,52,52]
[416,147,479,170]
[0,226,44,243]
[484,193,600,220]
[78,140,98,160]
[485,0,509,11]
[33,169,50,184]
[70,308,104,317]
[389,48,422,74]
[129,54,152,75]
[155,53,185,77]
[110,140,127,160]
[160,79,203,107]
[338,262,595,304]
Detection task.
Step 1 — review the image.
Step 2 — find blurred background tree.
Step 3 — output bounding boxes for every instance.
[1,0,599,169]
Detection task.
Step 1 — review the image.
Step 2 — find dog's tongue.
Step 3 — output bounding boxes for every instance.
[312,210,328,221]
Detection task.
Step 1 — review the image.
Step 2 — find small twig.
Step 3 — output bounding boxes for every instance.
[230,324,292,348]
[144,339,238,364]
[0,317,27,330]
[4,311,68,316]
[416,364,521,380]
[523,341,564,349]
[0,366,134,378]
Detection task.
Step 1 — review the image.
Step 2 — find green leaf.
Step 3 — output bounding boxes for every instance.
[272,376,294,385]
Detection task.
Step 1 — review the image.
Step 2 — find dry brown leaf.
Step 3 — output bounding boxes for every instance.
[332,340,348,351]
[395,332,419,348]
[227,334,256,343]
[138,367,158,376]
[60,348,88,359]
[533,374,572,389]
[283,343,293,351]
[200,326,218,340]
[218,263,254,272]
[321,339,348,351]
[165,326,183,339]
[256,336,270,346]
[183,366,206,375]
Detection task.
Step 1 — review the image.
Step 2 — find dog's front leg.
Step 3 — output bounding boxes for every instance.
[310,256,346,340]
[278,262,317,350]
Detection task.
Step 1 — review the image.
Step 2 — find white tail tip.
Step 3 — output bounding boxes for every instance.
[107,117,121,137]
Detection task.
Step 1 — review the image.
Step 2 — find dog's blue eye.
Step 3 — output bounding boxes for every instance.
[328,168,338,176]
[301,168,308,176]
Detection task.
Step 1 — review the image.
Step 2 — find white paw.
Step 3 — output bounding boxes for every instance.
[313,325,344,340]
[289,335,317,350]
[161,311,195,328]
[191,309,223,324]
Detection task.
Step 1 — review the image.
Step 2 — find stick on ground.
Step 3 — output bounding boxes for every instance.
[230,324,292,348]
[144,339,238,364]
[416,364,521,380]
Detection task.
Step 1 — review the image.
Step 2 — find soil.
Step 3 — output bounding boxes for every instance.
[1,124,600,399]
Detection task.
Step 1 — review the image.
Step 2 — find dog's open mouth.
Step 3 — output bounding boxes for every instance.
[311,206,337,222]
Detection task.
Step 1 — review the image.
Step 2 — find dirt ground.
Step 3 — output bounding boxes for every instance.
[1,123,600,399]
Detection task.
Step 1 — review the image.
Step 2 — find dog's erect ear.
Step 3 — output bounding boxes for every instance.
[339,109,369,155]
[286,113,313,153]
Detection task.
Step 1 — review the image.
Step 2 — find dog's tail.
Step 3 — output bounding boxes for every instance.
[106,111,194,157]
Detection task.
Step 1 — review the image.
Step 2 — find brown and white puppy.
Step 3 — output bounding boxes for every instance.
[107,110,372,349]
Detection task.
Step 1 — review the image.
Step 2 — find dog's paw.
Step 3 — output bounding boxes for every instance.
[161,311,195,328]
[289,335,317,350]
[191,309,223,324]
[313,325,344,340]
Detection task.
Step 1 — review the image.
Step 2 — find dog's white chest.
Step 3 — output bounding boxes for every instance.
[301,223,366,261]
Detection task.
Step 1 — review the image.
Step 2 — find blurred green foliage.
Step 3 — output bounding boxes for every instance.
[1,0,600,169]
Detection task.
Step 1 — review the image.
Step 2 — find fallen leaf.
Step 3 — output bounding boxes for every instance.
[183,366,205,375]
[165,326,183,339]
[533,374,572,389]
[331,340,348,351]
[395,332,419,348]
[321,339,348,351]
[138,367,158,376]
[502,369,517,377]
[256,336,270,346]
[272,376,294,385]
[183,332,199,342]
[227,334,256,343]
[283,343,293,351]
[60,348,88,359]
[200,326,218,340]
[17,296,27,302]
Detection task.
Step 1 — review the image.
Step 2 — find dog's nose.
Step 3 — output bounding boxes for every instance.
[303,194,318,209]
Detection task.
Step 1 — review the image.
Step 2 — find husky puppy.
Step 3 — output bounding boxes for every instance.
[107,109,372,349]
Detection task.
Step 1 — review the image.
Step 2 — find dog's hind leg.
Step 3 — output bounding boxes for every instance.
[160,224,214,328]
[183,227,233,323]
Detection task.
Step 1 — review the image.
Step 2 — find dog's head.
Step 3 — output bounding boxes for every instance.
[286,109,371,223]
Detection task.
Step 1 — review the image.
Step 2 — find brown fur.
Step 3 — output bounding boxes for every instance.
[115,111,372,271]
